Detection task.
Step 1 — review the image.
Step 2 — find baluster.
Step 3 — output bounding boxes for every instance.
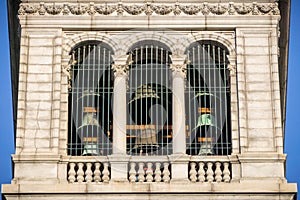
[189,162,197,182]
[215,162,222,183]
[85,163,93,183]
[94,163,102,183]
[146,162,153,182]
[77,162,85,183]
[223,162,231,183]
[68,162,76,183]
[102,162,110,183]
[154,162,162,182]
[206,162,214,182]
[138,162,145,182]
[129,162,137,183]
[162,162,170,183]
[198,162,205,183]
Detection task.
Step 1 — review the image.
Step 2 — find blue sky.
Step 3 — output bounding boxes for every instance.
[0,0,299,198]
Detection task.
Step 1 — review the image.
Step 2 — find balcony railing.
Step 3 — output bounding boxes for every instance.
[128,156,171,182]
[66,155,232,184]
[67,157,110,183]
[189,156,231,183]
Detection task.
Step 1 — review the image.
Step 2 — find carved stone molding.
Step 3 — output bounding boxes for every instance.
[18,2,280,16]
[227,55,237,76]
[62,60,73,89]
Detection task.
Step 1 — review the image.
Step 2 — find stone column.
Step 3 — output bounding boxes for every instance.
[170,55,187,155]
[169,55,190,182]
[109,55,130,182]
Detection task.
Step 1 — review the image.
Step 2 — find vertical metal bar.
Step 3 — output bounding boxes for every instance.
[165,49,169,155]
[91,45,96,155]
[102,48,106,154]
[223,49,229,155]
[140,46,143,155]
[202,44,206,155]
[217,46,223,155]
[155,46,159,154]
[107,49,111,155]
[150,45,153,154]
[87,45,92,155]
[97,46,101,154]
[212,45,218,155]
[207,44,211,155]
[160,48,164,155]
[76,47,81,155]
[145,45,148,153]
[187,50,191,155]
[194,46,198,154]
[70,51,75,155]
[81,46,86,154]
[135,48,138,155]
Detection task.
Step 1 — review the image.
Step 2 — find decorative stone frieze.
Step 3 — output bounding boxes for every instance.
[18,2,280,16]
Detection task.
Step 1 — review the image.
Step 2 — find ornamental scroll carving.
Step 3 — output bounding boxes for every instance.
[18,2,280,16]
[170,64,187,78]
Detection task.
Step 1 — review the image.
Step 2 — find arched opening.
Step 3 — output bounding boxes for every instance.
[68,41,114,156]
[185,40,231,156]
[126,41,173,155]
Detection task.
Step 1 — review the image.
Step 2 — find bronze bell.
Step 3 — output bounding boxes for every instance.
[132,125,159,154]
[129,84,159,103]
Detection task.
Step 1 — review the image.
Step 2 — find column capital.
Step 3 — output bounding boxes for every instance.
[170,55,187,78]
[111,54,131,77]
[112,64,129,77]
[227,54,236,76]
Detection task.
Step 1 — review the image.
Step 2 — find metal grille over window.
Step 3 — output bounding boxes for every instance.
[185,41,231,156]
[68,41,114,156]
[126,41,172,155]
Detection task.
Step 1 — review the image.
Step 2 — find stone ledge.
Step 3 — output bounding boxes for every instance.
[2,182,297,194]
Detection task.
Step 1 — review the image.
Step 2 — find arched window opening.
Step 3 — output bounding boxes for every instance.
[185,41,231,156]
[126,41,173,155]
[68,41,114,156]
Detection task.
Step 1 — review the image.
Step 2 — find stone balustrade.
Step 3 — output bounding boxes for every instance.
[128,156,171,183]
[67,157,110,183]
[65,156,232,184]
[189,156,231,183]
[128,162,171,183]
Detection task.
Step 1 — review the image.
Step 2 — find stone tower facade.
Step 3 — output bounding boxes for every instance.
[3,0,297,199]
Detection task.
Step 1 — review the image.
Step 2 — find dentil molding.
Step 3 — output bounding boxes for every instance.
[18,2,280,16]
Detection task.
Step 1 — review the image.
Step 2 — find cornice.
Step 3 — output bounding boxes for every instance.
[18,2,280,16]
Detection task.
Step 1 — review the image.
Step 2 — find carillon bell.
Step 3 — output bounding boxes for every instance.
[196,113,215,127]
[82,143,99,156]
[198,143,215,155]
[82,112,99,126]
[129,84,160,125]
[132,125,159,154]
[78,104,103,156]
[129,84,159,103]
[128,84,160,154]
[191,91,217,155]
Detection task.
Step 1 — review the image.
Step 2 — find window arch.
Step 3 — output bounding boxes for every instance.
[126,41,173,155]
[185,40,231,156]
[68,41,114,156]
